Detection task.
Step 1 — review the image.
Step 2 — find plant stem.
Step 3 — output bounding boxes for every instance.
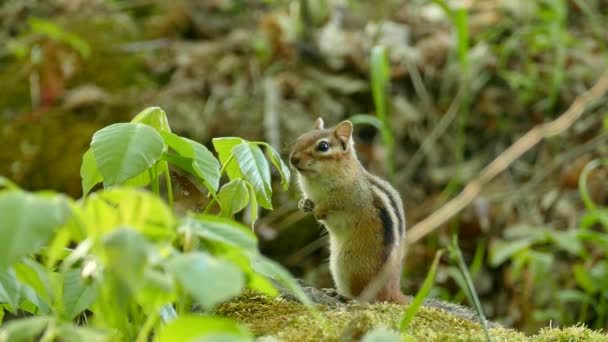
[135,310,160,342]
[449,236,492,342]
[163,161,174,211]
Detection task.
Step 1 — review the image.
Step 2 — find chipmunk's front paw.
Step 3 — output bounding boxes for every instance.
[298,198,315,213]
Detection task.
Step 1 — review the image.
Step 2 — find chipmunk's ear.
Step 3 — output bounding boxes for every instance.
[334,120,353,150]
[314,117,324,130]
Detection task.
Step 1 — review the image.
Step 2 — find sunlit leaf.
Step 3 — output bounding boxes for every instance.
[102,228,150,292]
[91,123,164,187]
[218,179,249,217]
[132,107,171,133]
[212,137,244,180]
[252,255,312,307]
[169,252,245,311]
[0,191,71,269]
[183,215,257,252]
[14,259,52,310]
[219,249,278,297]
[80,188,175,240]
[488,238,535,267]
[0,315,50,342]
[259,143,290,191]
[62,270,97,320]
[80,149,103,196]
[244,182,258,227]
[0,268,21,312]
[136,269,176,314]
[57,324,108,342]
[161,131,221,193]
[155,315,252,342]
[232,143,272,209]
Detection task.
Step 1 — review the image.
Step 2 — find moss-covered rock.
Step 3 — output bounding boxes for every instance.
[217,291,608,341]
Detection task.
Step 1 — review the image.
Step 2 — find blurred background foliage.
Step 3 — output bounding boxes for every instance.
[1,0,607,333]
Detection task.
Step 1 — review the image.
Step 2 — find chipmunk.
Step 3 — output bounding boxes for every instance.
[289,118,407,304]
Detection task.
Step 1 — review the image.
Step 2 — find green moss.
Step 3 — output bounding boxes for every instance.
[217,291,607,341]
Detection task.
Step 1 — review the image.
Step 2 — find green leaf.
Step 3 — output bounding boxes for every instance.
[184,215,257,252]
[232,143,272,209]
[219,249,278,298]
[218,179,249,217]
[0,191,71,269]
[168,252,245,311]
[489,238,535,267]
[62,270,97,320]
[0,177,19,190]
[14,259,52,310]
[90,123,164,187]
[80,149,103,196]
[0,268,21,312]
[57,324,108,342]
[136,269,176,314]
[132,107,171,133]
[161,131,221,193]
[102,228,150,292]
[155,315,252,342]
[400,250,443,331]
[252,255,312,307]
[80,188,175,240]
[259,143,290,191]
[212,137,244,180]
[0,315,50,342]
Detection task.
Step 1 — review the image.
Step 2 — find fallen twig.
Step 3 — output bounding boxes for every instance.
[406,70,608,245]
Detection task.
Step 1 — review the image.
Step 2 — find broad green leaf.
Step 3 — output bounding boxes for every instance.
[169,252,245,311]
[0,268,21,312]
[260,143,290,191]
[0,177,19,190]
[132,107,171,133]
[212,137,244,180]
[62,270,97,320]
[0,315,50,342]
[14,259,52,309]
[400,250,443,331]
[102,228,149,292]
[252,255,312,307]
[232,143,272,209]
[136,269,176,314]
[183,215,257,252]
[80,188,175,240]
[161,131,221,193]
[0,191,70,269]
[219,249,277,297]
[488,238,535,267]
[218,179,249,217]
[80,149,103,196]
[57,324,108,342]
[91,123,164,187]
[155,315,252,342]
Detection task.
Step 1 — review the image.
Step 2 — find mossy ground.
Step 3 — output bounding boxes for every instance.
[216,291,607,341]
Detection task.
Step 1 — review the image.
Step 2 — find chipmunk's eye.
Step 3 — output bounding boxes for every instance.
[316,141,330,152]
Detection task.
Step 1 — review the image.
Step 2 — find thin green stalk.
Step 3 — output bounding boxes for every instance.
[135,310,160,342]
[163,161,174,211]
[149,166,159,196]
[400,250,444,332]
[449,236,492,342]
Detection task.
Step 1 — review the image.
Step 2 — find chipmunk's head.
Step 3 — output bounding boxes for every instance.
[289,117,355,175]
